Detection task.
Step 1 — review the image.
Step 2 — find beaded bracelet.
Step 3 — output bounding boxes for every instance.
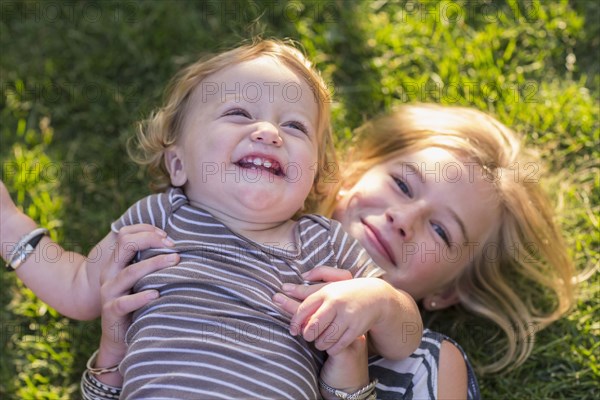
[5,228,49,271]
[81,370,122,400]
[319,378,378,400]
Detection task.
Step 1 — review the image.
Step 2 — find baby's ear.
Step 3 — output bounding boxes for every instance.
[164,146,187,187]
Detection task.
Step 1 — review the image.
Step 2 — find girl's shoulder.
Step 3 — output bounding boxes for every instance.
[368,329,481,399]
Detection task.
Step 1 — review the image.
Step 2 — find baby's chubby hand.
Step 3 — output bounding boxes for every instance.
[274,273,392,355]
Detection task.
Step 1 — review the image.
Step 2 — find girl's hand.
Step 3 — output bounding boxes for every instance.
[93,225,179,386]
[99,224,176,286]
[319,335,370,400]
[0,180,19,221]
[0,180,39,262]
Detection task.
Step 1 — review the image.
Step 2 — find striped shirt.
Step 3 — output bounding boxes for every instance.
[112,187,381,399]
[368,329,480,399]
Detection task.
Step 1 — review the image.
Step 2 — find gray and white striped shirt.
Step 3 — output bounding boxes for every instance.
[112,187,382,399]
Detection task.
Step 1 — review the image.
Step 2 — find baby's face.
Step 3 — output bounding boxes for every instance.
[167,56,320,226]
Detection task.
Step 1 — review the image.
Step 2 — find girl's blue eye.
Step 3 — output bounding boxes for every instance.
[432,223,450,246]
[223,108,251,118]
[285,121,308,134]
[392,176,411,197]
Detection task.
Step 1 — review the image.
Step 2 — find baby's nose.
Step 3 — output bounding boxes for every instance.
[251,123,282,146]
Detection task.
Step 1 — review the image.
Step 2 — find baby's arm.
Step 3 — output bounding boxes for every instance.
[276,267,422,360]
[284,269,422,360]
[310,221,422,359]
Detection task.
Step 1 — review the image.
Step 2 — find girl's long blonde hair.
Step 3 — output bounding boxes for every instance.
[129,38,336,213]
[333,104,574,373]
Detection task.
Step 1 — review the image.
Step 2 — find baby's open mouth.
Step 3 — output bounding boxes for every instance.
[235,156,285,177]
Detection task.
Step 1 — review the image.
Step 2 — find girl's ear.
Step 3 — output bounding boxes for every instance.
[422,286,460,311]
[336,187,349,202]
[165,146,187,187]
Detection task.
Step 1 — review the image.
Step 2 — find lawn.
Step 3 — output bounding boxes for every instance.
[1,0,598,398]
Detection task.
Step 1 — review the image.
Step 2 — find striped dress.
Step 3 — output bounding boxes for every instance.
[112,187,381,399]
[368,329,481,399]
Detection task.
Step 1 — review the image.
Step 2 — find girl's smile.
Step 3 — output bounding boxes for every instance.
[334,147,501,301]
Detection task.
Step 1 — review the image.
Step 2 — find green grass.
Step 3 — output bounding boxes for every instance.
[1,0,597,398]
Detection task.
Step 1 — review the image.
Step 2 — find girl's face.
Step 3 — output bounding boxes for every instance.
[333,147,501,303]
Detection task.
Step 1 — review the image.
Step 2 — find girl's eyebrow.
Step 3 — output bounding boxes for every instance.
[399,162,469,243]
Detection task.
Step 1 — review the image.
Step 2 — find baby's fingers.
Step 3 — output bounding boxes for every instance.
[281,282,327,301]
[301,267,352,283]
[306,314,338,348]
[320,327,360,355]
[299,305,337,343]
[273,293,301,316]
[288,296,324,336]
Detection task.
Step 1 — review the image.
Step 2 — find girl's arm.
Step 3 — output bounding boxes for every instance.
[1,180,172,320]
[93,255,179,387]
[438,340,468,399]
[81,245,179,398]
[319,335,372,400]
[1,180,96,318]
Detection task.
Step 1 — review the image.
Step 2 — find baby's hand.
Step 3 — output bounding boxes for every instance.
[272,266,353,317]
[285,278,390,355]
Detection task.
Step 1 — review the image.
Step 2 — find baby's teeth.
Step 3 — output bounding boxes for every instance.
[241,157,275,168]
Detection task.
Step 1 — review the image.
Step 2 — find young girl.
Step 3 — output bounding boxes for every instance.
[1,71,574,398]
[277,103,574,396]
[1,40,421,399]
[91,103,574,398]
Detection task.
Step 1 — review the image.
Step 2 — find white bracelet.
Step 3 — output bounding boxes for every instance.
[5,228,49,271]
[319,378,378,400]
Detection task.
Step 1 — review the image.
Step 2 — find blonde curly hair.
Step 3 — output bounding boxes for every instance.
[330,104,574,373]
[129,38,336,212]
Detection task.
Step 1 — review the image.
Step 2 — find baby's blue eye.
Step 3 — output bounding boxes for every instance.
[432,223,450,246]
[392,176,411,197]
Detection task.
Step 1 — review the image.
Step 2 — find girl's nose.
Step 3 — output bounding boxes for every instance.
[250,123,283,147]
[386,202,426,240]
